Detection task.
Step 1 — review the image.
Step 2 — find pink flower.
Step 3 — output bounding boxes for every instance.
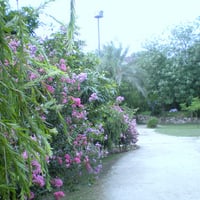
[46,84,55,94]
[57,157,63,165]
[74,153,82,164]
[74,156,81,164]
[47,77,53,82]
[4,59,9,66]
[32,174,45,187]
[28,191,35,200]
[32,160,41,174]
[62,98,67,104]
[59,63,67,71]
[64,154,71,167]
[41,114,46,121]
[71,97,82,107]
[54,191,65,200]
[29,72,38,80]
[22,151,28,159]
[72,110,87,119]
[38,68,45,74]
[51,178,63,188]
[59,59,67,72]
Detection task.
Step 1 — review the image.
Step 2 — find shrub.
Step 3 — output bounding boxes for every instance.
[147,117,159,128]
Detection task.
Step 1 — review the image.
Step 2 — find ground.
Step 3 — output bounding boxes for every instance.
[66,125,200,200]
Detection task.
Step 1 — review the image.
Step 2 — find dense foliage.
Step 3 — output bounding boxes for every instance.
[0,1,138,200]
[130,18,200,115]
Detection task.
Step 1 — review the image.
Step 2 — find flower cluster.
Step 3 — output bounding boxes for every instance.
[54,191,65,200]
[51,178,63,188]
[89,93,98,102]
[32,160,45,187]
[116,96,125,104]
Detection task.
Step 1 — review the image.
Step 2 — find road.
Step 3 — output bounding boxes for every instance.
[98,125,200,200]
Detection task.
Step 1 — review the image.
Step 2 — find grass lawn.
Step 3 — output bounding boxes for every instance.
[155,123,200,137]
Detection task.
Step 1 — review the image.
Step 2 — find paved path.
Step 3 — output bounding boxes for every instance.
[99,125,200,200]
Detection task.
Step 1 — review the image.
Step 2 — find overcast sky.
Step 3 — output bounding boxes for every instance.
[10,0,200,53]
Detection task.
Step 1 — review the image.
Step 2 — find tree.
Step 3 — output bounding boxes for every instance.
[98,42,146,99]
[134,17,200,114]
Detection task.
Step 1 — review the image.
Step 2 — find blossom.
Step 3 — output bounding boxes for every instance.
[57,157,63,165]
[116,96,124,104]
[28,191,35,200]
[4,59,9,66]
[46,84,55,94]
[51,178,63,188]
[94,164,102,174]
[71,97,82,107]
[59,59,67,71]
[72,110,87,119]
[47,77,54,82]
[74,156,81,164]
[9,39,20,52]
[76,72,87,82]
[22,151,28,159]
[28,44,37,57]
[29,72,38,80]
[59,63,67,71]
[41,114,46,121]
[31,134,37,141]
[62,98,67,104]
[89,93,98,102]
[73,134,87,146]
[32,174,45,187]
[64,154,71,167]
[54,191,65,200]
[32,160,41,174]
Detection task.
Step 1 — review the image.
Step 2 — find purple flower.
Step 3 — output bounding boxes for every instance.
[46,84,55,94]
[54,191,65,200]
[9,39,20,52]
[32,174,45,187]
[28,44,37,57]
[116,96,124,104]
[29,72,38,80]
[89,93,98,102]
[22,151,28,159]
[76,72,87,82]
[28,191,35,200]
[32,160,41,174]
[51,178,63,188]
[74,156,81,164]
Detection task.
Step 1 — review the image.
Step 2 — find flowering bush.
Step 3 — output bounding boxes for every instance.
[0,3,139,200]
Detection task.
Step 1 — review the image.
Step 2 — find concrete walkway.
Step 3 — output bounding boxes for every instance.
[99,125,200,200]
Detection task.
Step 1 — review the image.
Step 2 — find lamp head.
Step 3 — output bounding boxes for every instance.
[95,10,104,18]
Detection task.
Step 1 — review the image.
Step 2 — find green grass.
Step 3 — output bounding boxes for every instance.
[41,153,123,200]
[155,124,200,137]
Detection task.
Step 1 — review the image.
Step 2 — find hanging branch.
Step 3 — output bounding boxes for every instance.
[67,0,76,51]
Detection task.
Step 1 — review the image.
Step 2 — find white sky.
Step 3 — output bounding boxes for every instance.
[10,0,200,53]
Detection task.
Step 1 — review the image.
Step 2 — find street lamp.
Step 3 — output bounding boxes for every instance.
[94,10,103,55]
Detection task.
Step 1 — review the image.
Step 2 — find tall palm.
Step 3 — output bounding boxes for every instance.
[98,42,146,96]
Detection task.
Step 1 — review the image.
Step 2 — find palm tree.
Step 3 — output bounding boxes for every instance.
[98,42,146,96]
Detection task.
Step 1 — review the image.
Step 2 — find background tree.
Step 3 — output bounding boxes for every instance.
[97,42,146,110]
[133,17,200,114]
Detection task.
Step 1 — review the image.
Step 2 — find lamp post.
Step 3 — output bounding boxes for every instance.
[94,10,103,55]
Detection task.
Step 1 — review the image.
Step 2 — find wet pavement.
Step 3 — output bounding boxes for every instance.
[98,125,200,200]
